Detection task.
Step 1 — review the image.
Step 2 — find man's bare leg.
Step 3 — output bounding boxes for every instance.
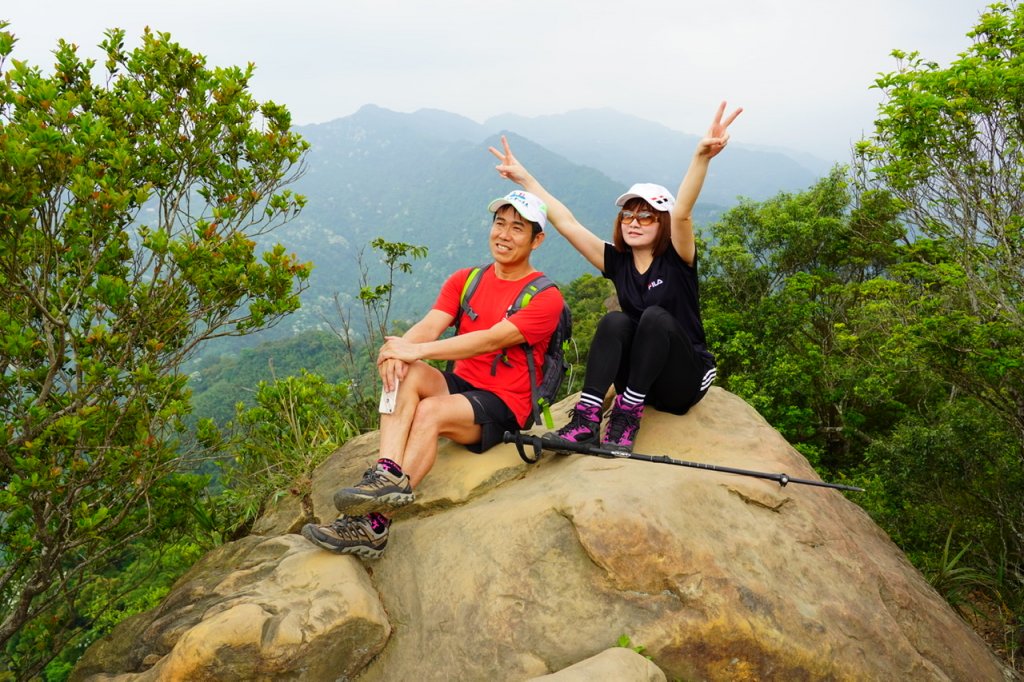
[333,362,482,508]
[398,393,480,488]
[377,361,451,461]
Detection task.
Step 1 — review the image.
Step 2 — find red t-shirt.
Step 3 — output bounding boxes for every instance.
[434,266,564,427]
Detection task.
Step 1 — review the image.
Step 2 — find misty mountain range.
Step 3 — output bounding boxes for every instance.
[222,104,834,354]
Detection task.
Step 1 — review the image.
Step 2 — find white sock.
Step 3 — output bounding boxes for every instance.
[621,388,645,407]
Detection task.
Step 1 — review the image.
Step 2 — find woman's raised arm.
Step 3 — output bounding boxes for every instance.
[490,135,606,272]
[671,102,742,265]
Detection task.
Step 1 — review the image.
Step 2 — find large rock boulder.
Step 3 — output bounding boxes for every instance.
[74,388,1011,681]
[71,535,390,681]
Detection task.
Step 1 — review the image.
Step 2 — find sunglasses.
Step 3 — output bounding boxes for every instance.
[620,210,658,226]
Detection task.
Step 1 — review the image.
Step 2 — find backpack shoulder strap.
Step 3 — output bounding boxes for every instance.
[455,264,491,326]
[505,273,561,429]
[509,274,556,314]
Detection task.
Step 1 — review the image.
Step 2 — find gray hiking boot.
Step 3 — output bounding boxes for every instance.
[301,514,389,559]
[333,461,414,514]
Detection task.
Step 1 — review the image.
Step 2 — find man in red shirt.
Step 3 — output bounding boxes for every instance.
[303,190,564,558]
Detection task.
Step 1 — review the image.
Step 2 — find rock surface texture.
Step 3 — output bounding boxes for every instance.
[74,388,1011,681]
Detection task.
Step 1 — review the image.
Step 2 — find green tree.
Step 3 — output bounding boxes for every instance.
[702,169,911,469]
[0,25,310,677]
[853,3,1024,657]
[854,1,1024,448]
[701,165,1024,663]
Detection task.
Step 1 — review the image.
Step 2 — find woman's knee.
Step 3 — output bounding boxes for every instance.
[637,305,673,331]
[594,311,635,341]
[636,307,681,342]
[629,307,678,368]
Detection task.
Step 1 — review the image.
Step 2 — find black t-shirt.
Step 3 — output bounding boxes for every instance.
[602,242,715,366]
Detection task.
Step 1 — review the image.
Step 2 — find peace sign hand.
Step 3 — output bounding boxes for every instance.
[489,135,532,186]
[697,101,743,160]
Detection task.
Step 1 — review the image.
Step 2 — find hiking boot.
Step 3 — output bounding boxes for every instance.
[333,461,414,515]
[602,394,644,453]
[543,401,601,451]
[301,514,389,559]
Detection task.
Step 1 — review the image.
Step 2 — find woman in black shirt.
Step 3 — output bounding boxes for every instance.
[490,102,741,452]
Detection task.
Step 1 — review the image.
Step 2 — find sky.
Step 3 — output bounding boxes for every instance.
[4,0,996,163]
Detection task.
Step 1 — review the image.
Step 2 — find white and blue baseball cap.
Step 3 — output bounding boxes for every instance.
[487,190,548,230]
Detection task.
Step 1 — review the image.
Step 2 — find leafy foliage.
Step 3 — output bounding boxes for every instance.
[852,3,1024,663]
[4,3,1023,676]
[855,1,1024,447]
[214,371,357,538]
[5,481,209,680]
[702,162,1023,658]
[616,633,649,659]
[189,329,349,427]
[703,169,911,469]
[703,123,1023,667]
[0,25,309,677]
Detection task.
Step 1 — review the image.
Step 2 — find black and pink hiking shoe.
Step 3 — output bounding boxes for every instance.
[602,394,644,453]
[544,401,601,451]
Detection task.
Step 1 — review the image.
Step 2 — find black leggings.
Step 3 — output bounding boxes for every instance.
[582,307,713,415]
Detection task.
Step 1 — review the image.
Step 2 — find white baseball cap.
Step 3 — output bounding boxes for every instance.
[615,183,676,212]
[487,190,548,231]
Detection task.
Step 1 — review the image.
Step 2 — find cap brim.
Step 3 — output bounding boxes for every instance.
[614,192,641,207]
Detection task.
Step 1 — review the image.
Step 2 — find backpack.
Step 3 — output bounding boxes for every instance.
[451,264,572,431]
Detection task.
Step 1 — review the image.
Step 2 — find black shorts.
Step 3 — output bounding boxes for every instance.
[443,372,519,453]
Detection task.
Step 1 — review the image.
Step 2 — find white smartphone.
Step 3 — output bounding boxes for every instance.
[379,382,399,414]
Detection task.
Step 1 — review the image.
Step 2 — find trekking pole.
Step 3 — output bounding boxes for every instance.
[503,432,863,492]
